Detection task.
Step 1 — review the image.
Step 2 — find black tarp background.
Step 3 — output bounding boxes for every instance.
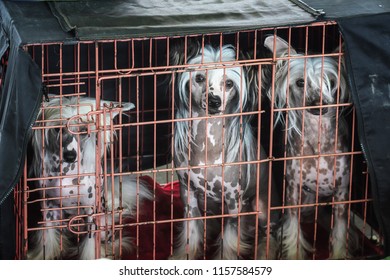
[0,4,43,258]
[338,12,390,257]
[1,0,390,259]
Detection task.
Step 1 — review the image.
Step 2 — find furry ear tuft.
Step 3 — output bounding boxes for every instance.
[169,38,201,66]
[239,50,258,112]
[100,100,135,119]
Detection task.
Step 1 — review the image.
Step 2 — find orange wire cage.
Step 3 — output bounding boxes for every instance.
[9,21,384,260]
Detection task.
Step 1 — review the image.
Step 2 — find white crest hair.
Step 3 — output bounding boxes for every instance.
[173,44,257,169]
[264,35,350,139]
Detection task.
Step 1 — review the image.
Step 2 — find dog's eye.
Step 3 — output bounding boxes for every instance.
[53,127,64,134]
[330,80,336,88]
[296,79,305,88]
[225,79,234,89]
[195,74,205,83]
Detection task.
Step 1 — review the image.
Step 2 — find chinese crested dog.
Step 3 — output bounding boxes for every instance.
[28,96,153,259]
[264,35,353,259]
[170,42,279,259]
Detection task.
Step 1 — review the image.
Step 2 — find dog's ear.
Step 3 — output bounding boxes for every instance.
[240,50,256,84]
[110,101,135,112]
[333,42,347,71]
[239,51,258,111]
[100,100,135,118]
[264,35,297,57]
[170,42,185,66]
[170,38,201,66]
[78,97,134,116]
[332,43,352,105]
[332,41,344,54]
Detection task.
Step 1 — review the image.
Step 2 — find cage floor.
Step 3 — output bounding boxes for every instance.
[114,176,382,260]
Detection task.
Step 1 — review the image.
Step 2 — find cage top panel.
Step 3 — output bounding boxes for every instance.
[2,0,390,44]
[48,0,317,40]
[1,0,316,44]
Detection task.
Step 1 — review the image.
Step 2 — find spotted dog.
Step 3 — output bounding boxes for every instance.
[170,43,280,259]
[28,96,153,259]
[264,35,354,259]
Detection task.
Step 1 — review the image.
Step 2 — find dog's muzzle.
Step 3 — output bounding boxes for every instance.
[307,101,328,115]
[208,92,222,114]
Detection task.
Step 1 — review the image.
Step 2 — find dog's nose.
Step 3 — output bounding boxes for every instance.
[208,93,222,110]
[307,100,328,115]
[63,149,77,163]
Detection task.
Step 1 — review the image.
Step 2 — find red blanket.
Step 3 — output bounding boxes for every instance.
[123,176,183,260]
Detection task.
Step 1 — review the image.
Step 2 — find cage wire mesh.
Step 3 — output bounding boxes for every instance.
[7,21,384,260]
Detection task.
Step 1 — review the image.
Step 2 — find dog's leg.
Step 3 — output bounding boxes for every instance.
[78,207,97,260]
[99,218,134,260]
[213,213,240,259]
[255,202,279,260]
[329,186,349,259]
[28,201,68,259]
[171,188,204,260]
[329,154,351,259]
[256,233,279,260]
[280,173,312,259]
[97,208,134,260]
[214,196,252,260]
[255,160,280,260]
[279,209,310,259]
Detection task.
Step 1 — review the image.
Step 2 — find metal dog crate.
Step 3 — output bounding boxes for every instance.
[1,0,389,260]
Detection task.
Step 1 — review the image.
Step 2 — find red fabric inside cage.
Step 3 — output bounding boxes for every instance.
[122,176,183,260]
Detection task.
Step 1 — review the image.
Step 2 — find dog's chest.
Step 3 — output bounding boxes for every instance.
[287,117,350,197]
[176,117,242,202]
[287,156,349,197]
[191,117,224,164]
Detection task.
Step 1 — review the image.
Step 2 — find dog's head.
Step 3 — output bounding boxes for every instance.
[31,96,134,207]
[264,35,350,122]
[173,43,253,115]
